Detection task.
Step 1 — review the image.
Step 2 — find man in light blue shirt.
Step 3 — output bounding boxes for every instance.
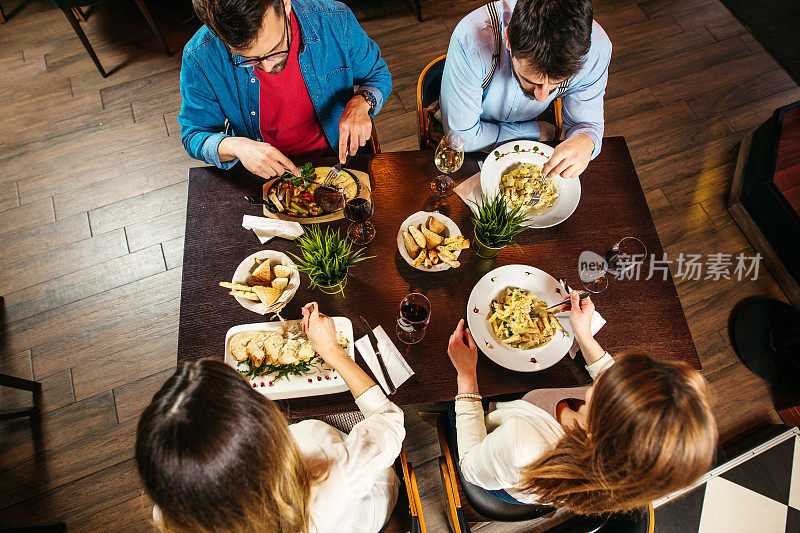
[441,0,611,179]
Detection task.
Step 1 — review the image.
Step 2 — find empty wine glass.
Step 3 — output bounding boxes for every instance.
[431,132,464,198]
[344,184,374,245]
[579,236,648,294]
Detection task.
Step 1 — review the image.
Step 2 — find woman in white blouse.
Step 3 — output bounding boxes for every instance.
[136,302,404,533]
[447,291,718,515]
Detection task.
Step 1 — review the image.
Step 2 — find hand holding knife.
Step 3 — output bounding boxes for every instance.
[359,316,396,395]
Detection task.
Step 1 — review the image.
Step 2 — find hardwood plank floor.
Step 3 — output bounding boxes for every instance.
[0,0,793,529]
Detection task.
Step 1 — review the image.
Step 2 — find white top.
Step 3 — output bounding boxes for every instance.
[454,353,614,503]
[290,385,405,533]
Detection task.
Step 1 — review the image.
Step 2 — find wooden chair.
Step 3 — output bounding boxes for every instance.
[415,54,563,150]
[52,0,170,77]
[433,410,654,533]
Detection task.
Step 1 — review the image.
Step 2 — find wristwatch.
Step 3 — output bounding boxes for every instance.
[354,89,377,116]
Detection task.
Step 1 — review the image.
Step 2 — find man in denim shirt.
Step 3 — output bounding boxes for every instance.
[441,0,610,179]
[179,0,391,178]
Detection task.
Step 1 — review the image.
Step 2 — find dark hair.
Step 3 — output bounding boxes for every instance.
[135,360,314,533]
[193,0,284,49]
[507,0,593,80]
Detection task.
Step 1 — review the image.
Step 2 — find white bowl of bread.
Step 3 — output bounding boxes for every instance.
[222,250,300,314]
[397,211,469,271]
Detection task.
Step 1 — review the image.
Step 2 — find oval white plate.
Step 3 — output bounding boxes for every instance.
[224,317,354,400]
[231,250,300,315]
[480,140,581,228]
[396,211,463,272]
[466,264,573,372]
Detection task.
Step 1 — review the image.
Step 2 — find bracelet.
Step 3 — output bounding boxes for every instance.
[455,393,482,401]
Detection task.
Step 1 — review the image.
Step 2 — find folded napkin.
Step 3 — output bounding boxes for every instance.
[453,170,484,212]
[355,325,415,395]
[556,279,606,358]
[242,215,304,244]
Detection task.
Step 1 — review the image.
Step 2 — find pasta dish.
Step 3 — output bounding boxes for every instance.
[488,288,564,349]
[500,163,559,214]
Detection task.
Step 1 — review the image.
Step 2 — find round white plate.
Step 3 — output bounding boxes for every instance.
[466,264,573,372]
[231,250,300,314]
[397,211,463,272]
[480,140,581,228]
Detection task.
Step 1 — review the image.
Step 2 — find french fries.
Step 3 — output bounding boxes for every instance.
[401,215,470,270]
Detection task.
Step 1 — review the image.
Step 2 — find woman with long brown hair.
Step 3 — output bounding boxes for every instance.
[446,291,717,514]
[136,302,404,533]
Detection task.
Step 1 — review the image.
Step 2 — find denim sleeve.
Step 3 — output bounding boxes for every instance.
[441,35,541,152]
[561,42,611,160]
[344,6,391,114]
[177,53,238,169]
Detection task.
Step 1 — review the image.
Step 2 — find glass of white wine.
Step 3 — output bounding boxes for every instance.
[431,132,464,198]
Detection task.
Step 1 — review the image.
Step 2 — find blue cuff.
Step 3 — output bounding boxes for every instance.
[358,84,384,115]
[201,133,238,170]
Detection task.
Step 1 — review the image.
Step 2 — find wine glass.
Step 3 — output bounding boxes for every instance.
[396,293,431,345]
[431,132,464,198]
[579,236,648,294]
[344,184,374,246]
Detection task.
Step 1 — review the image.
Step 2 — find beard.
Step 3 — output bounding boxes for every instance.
[268,56,289,74]
[510,65,538,99]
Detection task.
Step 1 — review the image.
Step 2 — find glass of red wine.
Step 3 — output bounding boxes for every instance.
[344,185,375,246]
[396,293,431,345]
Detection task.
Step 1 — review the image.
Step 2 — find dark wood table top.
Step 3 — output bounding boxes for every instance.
[178,137,699,417]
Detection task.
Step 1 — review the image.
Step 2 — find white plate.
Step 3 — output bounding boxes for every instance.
[466,264,573,372]
[397,211,463,272]
[480,140,581,228]
[224,317,354,400]
[231,250,300,314]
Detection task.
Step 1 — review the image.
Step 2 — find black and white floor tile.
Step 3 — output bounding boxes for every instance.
[655,430,800,533]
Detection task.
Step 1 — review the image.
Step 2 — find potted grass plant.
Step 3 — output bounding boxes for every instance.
[470,193,528,258]
[289,224,373,295]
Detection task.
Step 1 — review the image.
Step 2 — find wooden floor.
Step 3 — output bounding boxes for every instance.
[0,0,796,530]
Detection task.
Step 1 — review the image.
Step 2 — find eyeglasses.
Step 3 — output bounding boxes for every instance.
[232,14,290,68]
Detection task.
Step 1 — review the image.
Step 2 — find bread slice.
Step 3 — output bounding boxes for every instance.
[230,290,260,301]
[402,230,421,257]
[252,285,282,307]
[439,254,461,268]
[251,259,272,282]
[412,248,426,267]
[427,216,447,235]
[271,277,289,291]
[421,225,444,248]
[408,225,426,249]
[436,245,457,261]
[273,264,293,278]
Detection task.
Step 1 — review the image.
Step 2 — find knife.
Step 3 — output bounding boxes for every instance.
[358,315,396,395]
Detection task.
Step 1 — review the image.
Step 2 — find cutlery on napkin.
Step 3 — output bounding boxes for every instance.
[242,215,304,244]
[355,325,414,395]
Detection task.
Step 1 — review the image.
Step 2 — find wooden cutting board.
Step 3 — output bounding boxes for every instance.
[261,167,371,224]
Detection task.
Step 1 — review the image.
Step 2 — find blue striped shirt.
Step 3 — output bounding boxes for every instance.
[441,0,611,156]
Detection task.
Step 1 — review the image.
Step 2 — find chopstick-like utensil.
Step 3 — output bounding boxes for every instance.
[358,315,396,395]
[244,195,269,205]
[546,291,590,311]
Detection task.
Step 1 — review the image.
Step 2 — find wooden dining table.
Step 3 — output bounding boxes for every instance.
[177,137,699,417]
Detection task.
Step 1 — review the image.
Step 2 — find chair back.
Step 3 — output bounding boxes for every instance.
[415,54,564,150]
[416,54,447,150]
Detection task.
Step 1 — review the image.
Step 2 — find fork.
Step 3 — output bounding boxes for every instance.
[322,148,349,187]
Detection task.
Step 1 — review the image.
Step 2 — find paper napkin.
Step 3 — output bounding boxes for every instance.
[453,170,484,211]
[355,325,415,395]
[242,215,304,244]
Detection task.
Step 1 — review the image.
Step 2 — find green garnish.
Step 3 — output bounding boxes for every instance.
[237,356,326,382]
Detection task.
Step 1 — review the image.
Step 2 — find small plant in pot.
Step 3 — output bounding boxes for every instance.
[470,193,528,258]
[289,224,373,295]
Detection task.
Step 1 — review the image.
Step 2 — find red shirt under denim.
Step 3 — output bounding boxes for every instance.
[254,11,330,159]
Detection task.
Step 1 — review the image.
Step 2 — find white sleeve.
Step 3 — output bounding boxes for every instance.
[337,386,405,496]
[586,352,615,380]
[455,406,534,490]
